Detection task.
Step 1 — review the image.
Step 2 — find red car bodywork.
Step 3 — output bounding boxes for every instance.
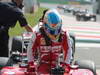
[1,64,95,75]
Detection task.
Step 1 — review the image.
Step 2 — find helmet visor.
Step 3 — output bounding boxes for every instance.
[44,11,62,35]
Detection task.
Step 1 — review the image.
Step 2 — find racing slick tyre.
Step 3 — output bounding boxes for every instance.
[80,17,85,21]
[74,60,96,75]
[72,11,76,15]
[0,57,13,69]
[93,16,96,22]
[76,15,80,21]
[11,36,22,52]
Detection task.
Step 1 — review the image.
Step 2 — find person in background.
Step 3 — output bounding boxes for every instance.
[27,9,73,74]
[0,0,33,57]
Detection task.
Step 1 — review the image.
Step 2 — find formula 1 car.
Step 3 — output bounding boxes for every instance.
[0,59,97,75]
[0,32,97,75]
[76,10,96,22]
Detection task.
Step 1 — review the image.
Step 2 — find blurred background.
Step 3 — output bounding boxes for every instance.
[1,0,100,74]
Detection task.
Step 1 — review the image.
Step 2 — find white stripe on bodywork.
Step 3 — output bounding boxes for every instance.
[27,33,36,62]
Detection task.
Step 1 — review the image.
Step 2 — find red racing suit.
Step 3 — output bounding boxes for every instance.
[27,28,72,74]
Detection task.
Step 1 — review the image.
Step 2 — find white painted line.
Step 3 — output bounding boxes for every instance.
[76,43,100,48]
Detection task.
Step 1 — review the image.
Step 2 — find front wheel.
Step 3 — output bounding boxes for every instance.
[74,60,96,75]
[76,15,80,21]
[0,57,13,69]
[93,16,96,22]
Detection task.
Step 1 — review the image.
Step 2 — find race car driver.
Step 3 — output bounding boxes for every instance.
[27,9,73,74]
